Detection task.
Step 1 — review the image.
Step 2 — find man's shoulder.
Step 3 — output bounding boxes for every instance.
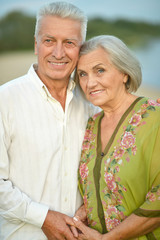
[0,74,30,95]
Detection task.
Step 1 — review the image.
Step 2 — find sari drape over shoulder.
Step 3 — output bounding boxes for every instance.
[78,97,160,240]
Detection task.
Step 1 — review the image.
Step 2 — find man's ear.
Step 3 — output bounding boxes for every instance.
[34,37,38,55]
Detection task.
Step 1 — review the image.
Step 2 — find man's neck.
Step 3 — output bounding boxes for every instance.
[43,77,69,111]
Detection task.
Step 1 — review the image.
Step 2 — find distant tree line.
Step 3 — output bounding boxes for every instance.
[0,11,160,52]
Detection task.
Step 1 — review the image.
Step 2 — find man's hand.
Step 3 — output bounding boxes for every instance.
[42,210,77,240]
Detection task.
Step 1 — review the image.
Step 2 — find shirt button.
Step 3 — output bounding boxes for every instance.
[65,172,68,176]
[65,198,67,202]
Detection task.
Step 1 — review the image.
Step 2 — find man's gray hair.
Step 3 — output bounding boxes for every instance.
[79,35,142,92]
[35,1,87,43]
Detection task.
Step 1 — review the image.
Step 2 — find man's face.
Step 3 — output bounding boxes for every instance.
[35,16,82,84]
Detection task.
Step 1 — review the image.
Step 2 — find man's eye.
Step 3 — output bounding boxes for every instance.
[67,41,73,45]
[45,39,51,42]
[44,39,54,46]
[65,41,76,48]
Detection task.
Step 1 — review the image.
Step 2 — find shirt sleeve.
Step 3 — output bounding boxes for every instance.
[134,125,160,218]
[0,112,49,227]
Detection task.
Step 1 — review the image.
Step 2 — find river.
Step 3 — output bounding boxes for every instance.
[134,38,160,89]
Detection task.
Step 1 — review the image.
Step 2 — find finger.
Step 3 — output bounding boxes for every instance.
[70,225,79,238]
[65,216,75,226]
[78,233,87,240]
[73,217,87,234]
[63,225,78,240]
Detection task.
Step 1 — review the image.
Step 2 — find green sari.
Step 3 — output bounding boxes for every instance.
[78,97,160,240]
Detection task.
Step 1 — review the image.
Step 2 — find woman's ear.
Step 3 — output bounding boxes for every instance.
[123,74,128,84]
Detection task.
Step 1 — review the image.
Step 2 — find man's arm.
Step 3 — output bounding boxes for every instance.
[0,111,49,228]
[0,111,78,239]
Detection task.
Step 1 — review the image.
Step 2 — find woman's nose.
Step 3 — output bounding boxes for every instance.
[87,76,97,88]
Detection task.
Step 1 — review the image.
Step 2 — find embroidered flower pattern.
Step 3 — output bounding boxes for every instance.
[129,113,142,126]
[79,99,160,232]
[106,217,120,231]
[79,163,89,181]
[121,131,135,149]
[146,185,160,203]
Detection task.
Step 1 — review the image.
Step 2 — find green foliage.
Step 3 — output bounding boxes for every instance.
[87,18,160,46]
[0,11,160,52]
[0,11,35,52]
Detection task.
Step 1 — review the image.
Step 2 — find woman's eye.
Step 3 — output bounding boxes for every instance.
[97,68,104,73]
[79,72,86,77]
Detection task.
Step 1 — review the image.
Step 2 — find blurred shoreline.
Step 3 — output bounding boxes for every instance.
[0,51,159,100]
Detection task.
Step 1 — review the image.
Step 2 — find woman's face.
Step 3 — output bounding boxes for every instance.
[77,47,128,109]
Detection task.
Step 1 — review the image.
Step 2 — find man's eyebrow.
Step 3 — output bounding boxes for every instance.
[42,35,55,39]
[65,38,78,41]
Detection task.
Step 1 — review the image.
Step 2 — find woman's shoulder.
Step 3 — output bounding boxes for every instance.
[135,97,160,110]
[134,97,160,127]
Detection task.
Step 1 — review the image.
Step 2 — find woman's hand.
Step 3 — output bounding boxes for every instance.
[71,204,88,238]
[74,204,88,223]
[73,217,103,240]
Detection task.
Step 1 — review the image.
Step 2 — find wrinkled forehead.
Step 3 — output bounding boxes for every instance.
[78,47,111,69]
[38,16,82,42]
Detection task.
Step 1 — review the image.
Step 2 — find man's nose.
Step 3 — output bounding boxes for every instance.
[52,43,65,59]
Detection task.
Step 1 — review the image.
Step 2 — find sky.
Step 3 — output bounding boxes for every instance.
[0,0,160,24]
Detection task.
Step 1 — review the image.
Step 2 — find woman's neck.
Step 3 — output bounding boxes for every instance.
[102,93,138,120]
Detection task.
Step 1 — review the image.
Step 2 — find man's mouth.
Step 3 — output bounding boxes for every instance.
[49,61,67,66]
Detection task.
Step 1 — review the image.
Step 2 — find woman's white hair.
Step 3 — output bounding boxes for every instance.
[79,35,142,92]
[35,1,87,43]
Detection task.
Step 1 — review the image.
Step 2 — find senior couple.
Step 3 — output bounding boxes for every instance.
[0,1,160,240]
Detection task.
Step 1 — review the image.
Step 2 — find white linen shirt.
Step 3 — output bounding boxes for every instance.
[0,64,98,240]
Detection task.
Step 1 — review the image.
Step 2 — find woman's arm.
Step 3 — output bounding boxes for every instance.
[73,213,160,240]
[102,213,160,240]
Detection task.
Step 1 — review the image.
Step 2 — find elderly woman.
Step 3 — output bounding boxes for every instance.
[73,35,160,239]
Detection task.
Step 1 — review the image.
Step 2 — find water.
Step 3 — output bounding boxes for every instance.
[134,39,160,89]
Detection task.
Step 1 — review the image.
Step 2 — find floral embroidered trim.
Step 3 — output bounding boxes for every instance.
[146,185,160,203]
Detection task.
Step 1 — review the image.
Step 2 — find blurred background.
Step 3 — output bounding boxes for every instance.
[0,0,160,99]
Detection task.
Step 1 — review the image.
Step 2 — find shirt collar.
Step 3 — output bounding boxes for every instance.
[28,63,76,100]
